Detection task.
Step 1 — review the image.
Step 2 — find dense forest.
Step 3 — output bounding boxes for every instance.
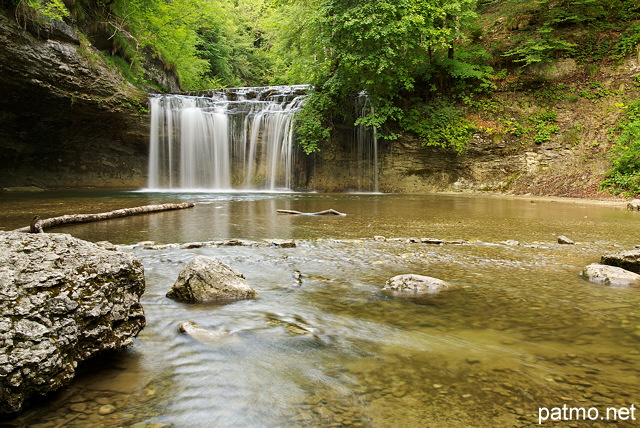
[5,0,640,195]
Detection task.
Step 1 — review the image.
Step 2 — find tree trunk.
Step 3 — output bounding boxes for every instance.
[13,203,195,233]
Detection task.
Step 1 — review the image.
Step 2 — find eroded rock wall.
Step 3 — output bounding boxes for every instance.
[0,6,153,188]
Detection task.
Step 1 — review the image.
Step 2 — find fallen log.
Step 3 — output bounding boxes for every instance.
[276,209,346,216]
[14,202,195,233]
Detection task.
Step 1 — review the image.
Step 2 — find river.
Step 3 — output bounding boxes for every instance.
[2,190,640,427]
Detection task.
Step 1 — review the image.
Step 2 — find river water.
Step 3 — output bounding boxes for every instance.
[2,191,640,427]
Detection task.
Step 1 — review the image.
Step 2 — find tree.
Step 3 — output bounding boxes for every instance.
[293,0,481,153]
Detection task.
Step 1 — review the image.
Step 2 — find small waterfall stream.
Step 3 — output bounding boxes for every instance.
[148,85,309,191]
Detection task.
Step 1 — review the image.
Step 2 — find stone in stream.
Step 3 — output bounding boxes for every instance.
[627,199,640,211]
[581,263,640,287]
[383,274,459,296]
[166,256,257,302]
[557,235,575,245]
[600,249,640,274]
[0,231,146,415]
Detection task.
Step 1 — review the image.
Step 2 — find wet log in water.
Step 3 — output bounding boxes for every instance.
[276,209,346,216]
[13,203,195,233]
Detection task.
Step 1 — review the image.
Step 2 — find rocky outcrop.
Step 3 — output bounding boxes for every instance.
[382,274,458,296]
[0,6,153,188]
[0,231,146,414]
[166,256,257,302]
[581,263,640,287]
[601,250,640,274]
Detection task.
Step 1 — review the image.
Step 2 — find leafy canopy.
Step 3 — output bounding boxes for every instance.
[293,0,483,153]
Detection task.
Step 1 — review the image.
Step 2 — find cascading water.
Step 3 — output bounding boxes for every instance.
[148,85,309,191]
[354,93,379,192]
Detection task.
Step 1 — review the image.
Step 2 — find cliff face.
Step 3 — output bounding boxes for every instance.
[0,6,158,189]
[309,54,640,197]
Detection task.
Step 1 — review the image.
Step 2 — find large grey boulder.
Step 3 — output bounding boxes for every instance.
[581,263,640,287]
[166,256,257,302]
[383,274,458,296]
[0,232,146,414]
[601,250,640,274]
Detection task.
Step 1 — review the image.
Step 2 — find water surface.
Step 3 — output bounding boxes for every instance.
[2,191,639,427]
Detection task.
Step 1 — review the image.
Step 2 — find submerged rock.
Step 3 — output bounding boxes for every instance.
[166,256,257,302]
[581,263,640,287]
[0,231,146,414]
[601,250,640,274]
[383,274,458,296]
[178,321,231,342]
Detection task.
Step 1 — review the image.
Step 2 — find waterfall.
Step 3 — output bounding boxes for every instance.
[354,93,379,192]
[148,85,309,191]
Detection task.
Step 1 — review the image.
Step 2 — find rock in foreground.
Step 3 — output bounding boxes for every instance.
[383,274,458,296]
[581,263,640,287]
[0,232,146,414]
[166,256,257,302]
[601,250,640,274]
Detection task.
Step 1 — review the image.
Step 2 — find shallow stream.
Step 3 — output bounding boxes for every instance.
[2,191,640,427]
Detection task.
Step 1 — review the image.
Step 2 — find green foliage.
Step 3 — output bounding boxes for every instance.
[293,0,482,151]
[503,26,576,66]
[400,98,475,154]
[611,22,640,61]
[294,91,334,154]
[502,0,640,66]
[602,100,640,195]
[23,0,68,21]
[532,110,559,144]
[90,0,279,90]
[263,0,326,85]
[578,81,619,100]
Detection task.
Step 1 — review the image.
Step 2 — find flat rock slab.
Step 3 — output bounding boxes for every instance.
[582,263,640,287]
[383,274,458,296]
[0,231,146,414]
[166,256,257,302]
[601,250,640,274]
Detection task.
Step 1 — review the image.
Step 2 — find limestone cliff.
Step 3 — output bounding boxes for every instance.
[308,54,640,197]
[0,5,164,189]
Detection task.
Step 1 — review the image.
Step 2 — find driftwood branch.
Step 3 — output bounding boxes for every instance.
[276,209,346,216]
[14,202,195,233]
